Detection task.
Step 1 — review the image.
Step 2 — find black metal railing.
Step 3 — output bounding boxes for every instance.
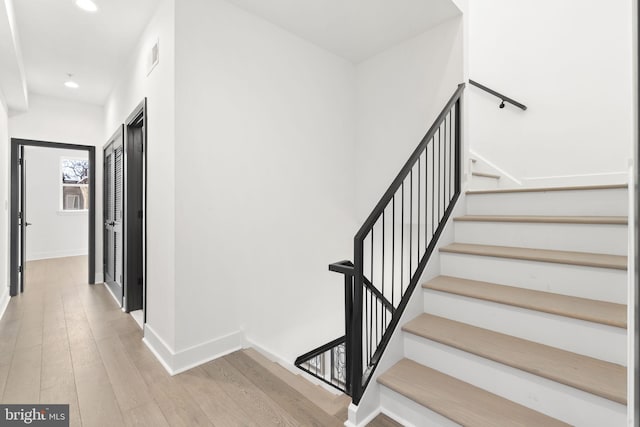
[294,336,348,393]
[469,79,527,110]
[296,83,465,403]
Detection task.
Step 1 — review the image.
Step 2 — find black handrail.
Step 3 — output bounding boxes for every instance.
[296,83,465,404]
[351,84,464,403]
[469,79,527,111]
[295,335,345,365]
[355,84,465,240]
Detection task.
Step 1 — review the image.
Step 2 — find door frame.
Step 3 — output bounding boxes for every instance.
[9,138,96,296]
[123,98,147,319]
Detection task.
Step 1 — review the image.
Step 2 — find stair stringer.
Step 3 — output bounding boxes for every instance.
[346,193,468,427]
[469,149,521,189]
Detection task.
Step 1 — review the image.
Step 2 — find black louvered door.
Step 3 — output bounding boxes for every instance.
[103,127,124,306]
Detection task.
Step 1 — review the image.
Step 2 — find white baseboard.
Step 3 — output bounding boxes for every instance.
[243,336,297,373]
[94,272,104,283]
[143,324,243,375]
[0,287,10,321]
[103,283,122,306]
[243,336,342,395]
[27,249,88,261]
[143,324,175,374]
[344,408,414,427]
[173,330,243,374]
[344,405,381,427]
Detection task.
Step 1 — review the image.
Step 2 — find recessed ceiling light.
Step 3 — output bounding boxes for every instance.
[64,74,79,89]
[75,0,98,12]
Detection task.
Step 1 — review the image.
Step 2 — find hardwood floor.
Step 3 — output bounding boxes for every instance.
[0,256,399,427]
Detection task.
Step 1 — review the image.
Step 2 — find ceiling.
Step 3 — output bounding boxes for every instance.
[11,0,160,105]
[5,0,460,109]
[0,0,28,111]
[225,0,461,63]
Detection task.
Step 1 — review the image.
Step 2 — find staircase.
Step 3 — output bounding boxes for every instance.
[469,157,502,190]
[376,184,628,426]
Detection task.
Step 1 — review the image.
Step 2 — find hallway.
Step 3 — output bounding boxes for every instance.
[0,257,381,426]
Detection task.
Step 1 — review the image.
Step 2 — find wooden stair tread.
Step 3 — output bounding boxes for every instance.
[440,243,627,270]
[466,183,627,195]
[423,276,626,328]
[453,215,627,225]
[472,171,501,179]
[402,314,627,404]
[378,359,570,427]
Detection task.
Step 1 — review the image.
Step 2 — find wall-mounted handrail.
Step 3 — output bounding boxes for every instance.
[469,79,527,111]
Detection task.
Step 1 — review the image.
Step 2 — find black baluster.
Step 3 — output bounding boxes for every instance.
[401,182,404,294]
[431,137,435,238]
[392,195,395,308]
[448,112,452,202]
[417,156,420,260]
[409,168,413,277]
[438,128,441,223]
[382,209,385,333]
[369,229,373,364]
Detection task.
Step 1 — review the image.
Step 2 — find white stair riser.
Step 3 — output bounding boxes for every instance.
[404,335,627,427]
[440,252,627,303]
[454,221,627,256]
[422,290,627,365]
[379,386,460,427]
[466,189,628,216]
[469,175,499,190]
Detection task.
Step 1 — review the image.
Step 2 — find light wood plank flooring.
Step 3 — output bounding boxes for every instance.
[0,256,398,427]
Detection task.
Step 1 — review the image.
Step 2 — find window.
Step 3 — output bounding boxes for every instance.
[61,158,89,211]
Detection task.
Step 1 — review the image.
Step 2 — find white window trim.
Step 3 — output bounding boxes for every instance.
[57,209,89,216]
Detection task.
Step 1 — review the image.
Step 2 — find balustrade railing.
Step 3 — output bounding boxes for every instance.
[296,83,465,404]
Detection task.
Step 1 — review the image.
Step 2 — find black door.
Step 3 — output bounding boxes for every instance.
[124,107,145,313]
[104,127,124,306]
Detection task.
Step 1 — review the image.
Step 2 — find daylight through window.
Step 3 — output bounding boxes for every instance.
[61,158,89,210]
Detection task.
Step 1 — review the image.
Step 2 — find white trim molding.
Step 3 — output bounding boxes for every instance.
[469,149,522,186]
[344,405,382,427]
[0,287,10,321]
[143,324,243,375]
[142,324,174,374]
[243,336,343,396]
[27,249,88,262]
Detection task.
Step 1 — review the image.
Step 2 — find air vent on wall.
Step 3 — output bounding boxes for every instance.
[147,39,159,76]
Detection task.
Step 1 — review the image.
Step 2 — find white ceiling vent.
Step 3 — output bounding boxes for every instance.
[147,39,159,76]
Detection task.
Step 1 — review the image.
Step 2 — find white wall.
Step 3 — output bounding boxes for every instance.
[24,146,88,261]
[104,0,176,350]
[355,16,464,220]
[8,94,104,277]
[0,99,9,298]
[468,0,633,186]
[173,0,358,362]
